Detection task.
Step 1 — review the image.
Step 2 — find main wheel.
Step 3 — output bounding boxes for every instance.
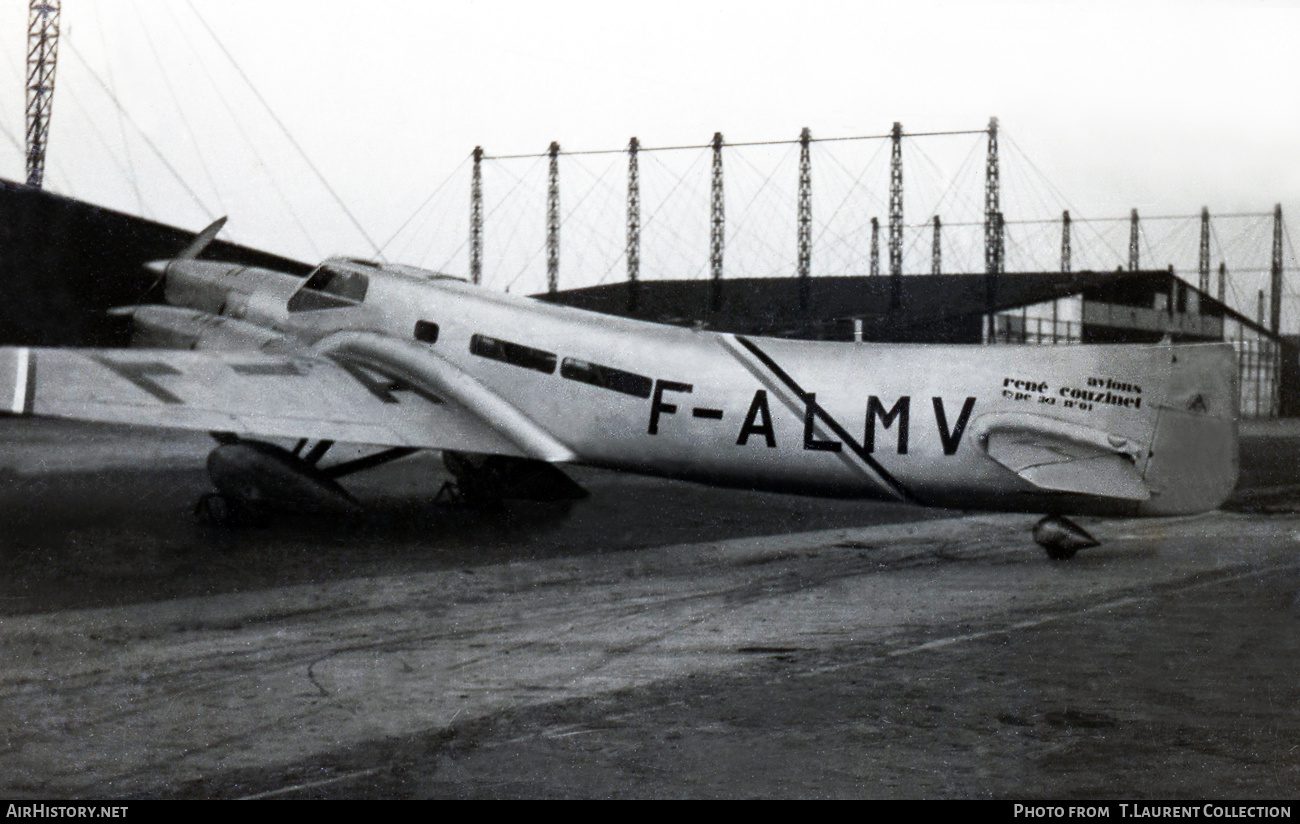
[195,492,238,527]
[194,493,270,528]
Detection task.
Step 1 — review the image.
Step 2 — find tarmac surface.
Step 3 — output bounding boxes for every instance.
[0,418,1298,799]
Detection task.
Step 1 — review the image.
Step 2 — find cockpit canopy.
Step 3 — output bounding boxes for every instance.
[287,262,370,311]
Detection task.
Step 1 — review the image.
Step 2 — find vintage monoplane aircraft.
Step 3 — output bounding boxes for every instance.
[0,218,1238,558]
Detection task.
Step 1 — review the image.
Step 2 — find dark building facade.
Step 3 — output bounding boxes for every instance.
[0,179,310,347]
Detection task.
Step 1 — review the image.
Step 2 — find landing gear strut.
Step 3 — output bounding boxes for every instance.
[437,451,589,507]
[1032,515,1100,560]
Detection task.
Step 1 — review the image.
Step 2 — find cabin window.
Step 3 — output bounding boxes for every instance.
[287,264,369,311]
[414,320,439,343]
[469,333,556,374]
[560,357,652,398]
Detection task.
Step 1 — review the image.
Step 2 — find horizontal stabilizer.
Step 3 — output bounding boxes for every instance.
[978,413,1150,501]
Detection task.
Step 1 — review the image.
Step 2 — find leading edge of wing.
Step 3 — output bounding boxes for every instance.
[312,331,576,462]
[0,344,546,459]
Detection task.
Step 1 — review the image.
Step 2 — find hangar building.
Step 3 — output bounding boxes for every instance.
[544,270,1297,419]
[1,178,1293,418]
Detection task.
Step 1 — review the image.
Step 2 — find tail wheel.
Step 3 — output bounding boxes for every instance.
[1032,515,1100,560]
[1044,543,1080,561]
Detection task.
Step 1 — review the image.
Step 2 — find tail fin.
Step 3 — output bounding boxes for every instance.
[1138,343,1239,515]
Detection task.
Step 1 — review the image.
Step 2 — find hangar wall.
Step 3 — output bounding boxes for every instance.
[0,179,309,346]
[987,270,1295,418]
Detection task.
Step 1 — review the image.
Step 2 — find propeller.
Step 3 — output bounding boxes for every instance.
[143,216,228,297]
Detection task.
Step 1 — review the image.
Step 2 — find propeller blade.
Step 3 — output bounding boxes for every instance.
[141,216,228,297]
[178,216,227,260]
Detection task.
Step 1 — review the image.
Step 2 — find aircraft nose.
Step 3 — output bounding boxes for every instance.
[144,260,169,278]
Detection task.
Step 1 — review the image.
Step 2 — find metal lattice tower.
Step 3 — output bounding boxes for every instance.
[546,141,560,294]
[1271,204,1283,334]
[1198,207,1211,293]
[25,0,60,189]
[626,137,641,313]
[888,122,903,281]
[797,127,812,313]
[469,146,483,285]
[709,132,725,313]
[931,216,941,276]
[1061,210,1072,274]
[994,213,1005,275]
[984,118,1001,340]
[1128,209,1140,271]
[869,217,880,276]
[984,117,1001,279]
[986,212,1004,341]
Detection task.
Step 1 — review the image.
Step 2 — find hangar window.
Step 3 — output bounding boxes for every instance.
[469,333,556,374]
[414,320,439,343]
[560,358,652,398]
[287,264,369,312]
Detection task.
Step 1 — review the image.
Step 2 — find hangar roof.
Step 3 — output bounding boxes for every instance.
[543,269,1277,343]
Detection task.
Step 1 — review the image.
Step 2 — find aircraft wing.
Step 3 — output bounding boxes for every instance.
[0,343,561,461]
[975,412,1150,501]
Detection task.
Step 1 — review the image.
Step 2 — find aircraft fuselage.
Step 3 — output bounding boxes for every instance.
[151,257,1239,518]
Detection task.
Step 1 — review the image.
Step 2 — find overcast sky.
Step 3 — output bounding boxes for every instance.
[0,0,1297,305]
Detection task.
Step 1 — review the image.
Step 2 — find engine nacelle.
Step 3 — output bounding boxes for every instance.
[110,305,290,351]
[151,258,304,326]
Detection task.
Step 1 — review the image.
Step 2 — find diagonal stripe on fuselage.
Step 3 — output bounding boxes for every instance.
[726,335,916,503]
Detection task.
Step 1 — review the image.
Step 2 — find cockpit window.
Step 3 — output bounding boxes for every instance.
[287,264,369,311]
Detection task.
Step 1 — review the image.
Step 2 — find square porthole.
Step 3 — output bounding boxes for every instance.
[414,320,439,343]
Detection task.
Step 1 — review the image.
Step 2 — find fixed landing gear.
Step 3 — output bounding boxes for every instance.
[1032,515,1100,560]
[194,434,416,527]
[437,451,589,507]
[193,437,589,527]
